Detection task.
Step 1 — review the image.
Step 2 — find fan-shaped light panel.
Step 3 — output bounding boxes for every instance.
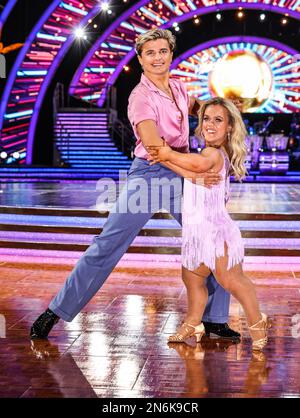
[170,38,300,113]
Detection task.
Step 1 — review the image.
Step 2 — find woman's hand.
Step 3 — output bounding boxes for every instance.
[146,142,172,164]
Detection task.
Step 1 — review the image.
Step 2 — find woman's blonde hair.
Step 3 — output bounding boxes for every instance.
[135,29,176,56]
[195,97,248,181]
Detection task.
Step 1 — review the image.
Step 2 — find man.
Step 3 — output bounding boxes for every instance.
[30,29,240,340]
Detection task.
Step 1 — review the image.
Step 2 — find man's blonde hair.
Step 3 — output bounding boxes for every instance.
[135,29,176,56]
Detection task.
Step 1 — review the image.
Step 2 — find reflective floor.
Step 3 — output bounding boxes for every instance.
[1,182,300,213]
[0,258,299,398]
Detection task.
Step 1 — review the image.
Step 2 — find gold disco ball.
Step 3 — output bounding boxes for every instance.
[209,50,273,112]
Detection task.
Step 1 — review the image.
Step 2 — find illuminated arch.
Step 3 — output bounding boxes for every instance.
[0,0,299,164]
[70,0,300,106]
[0,0,100,164]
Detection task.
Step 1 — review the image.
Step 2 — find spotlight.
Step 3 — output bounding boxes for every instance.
[100,2,109,12]
[260,13,266,21]
[12,152,20,159]
[74,27,85,38]
[0,151,7,159]
[216,13,222,21]
[172,22,181,32]
[237,11,245,19]
[281,17,288,25]
[123,65,129,72]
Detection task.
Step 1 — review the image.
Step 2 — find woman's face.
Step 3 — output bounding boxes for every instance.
[201,104,232,146]
[138,38,173,77]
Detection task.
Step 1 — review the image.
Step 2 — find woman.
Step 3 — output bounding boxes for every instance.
[148,97,270,351]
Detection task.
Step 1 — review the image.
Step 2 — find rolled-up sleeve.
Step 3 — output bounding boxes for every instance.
[128,91,158,128]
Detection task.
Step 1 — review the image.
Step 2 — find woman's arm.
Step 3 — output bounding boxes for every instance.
[161,161,205,184]
[149,146,220,173]
[137,119,221,185]
[169,149,215,172]
[137,119,214,173]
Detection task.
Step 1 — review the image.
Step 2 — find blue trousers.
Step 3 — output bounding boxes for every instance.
[49,158,230,322]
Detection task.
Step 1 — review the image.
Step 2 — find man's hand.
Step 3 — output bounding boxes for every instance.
[200,169,222,188]
[147,142,172,164]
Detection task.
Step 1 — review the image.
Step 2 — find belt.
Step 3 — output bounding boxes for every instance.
[136,145,189,160]
[170,145,189,153]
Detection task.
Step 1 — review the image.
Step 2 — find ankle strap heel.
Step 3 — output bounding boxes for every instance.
[249,313,270,351]
[168,322,205,343]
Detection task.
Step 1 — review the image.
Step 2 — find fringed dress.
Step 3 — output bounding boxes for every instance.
[182,149,244,271]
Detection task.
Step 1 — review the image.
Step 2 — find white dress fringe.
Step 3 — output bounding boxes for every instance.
[182,150,244,271]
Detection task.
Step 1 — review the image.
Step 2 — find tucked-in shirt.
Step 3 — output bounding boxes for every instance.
[128,73,190,159]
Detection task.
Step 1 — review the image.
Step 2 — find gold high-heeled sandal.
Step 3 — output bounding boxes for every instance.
[249,313,270,351]
[168,322,205,343]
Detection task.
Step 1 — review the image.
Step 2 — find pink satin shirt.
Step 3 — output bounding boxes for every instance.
[128,73,190,159]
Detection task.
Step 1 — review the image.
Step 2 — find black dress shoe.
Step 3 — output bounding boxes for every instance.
[30,308,60,339]
[202,322,241,340]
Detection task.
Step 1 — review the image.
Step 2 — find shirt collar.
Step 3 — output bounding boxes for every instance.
[140,73,160,92]
[140,73,179,96]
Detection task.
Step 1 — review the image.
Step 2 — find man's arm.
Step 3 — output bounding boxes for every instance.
[136,120,165,148]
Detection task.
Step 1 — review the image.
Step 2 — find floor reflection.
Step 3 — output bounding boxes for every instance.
[243,351,271,396]
[29,339,97,398]
[0,259,299,397]
[168,337,271,398]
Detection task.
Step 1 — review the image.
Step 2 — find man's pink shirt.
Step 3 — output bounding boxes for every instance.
[128,73,190,159]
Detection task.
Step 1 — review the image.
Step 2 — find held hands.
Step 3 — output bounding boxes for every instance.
[146,141,172,165]
[146,141,222,187]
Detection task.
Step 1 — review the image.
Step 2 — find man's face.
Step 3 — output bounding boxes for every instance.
[138,38,173,76]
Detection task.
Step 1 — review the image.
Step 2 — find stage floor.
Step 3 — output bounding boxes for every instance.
[0,181,299,398]
[0,181,300,213]
[0,257,299,398]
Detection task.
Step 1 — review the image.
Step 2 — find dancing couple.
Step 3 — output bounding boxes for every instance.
[30,29,269,350]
